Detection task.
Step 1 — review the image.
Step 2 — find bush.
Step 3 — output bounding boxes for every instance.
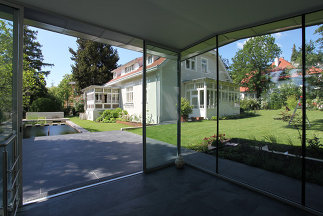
[74,98,85,114]
[286,95,298,110]
[181,97,193,119]
[210,116,217,120]
[96,108,128,123]
[240,98,260,111]
[30,97,62,112]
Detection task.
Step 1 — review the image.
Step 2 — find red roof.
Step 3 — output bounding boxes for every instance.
[107,57,166,84]
[270,57,294,71]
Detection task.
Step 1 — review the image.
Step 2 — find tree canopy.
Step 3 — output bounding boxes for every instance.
[290,25,323,68]
[24,27,53,75]
[230,35,281,98]
[69,39,119,91]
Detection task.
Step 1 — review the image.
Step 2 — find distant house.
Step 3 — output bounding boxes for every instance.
[240,57,322,99]
[82,51,240,122]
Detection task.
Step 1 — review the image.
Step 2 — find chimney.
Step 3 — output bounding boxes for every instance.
[274,57,279,67]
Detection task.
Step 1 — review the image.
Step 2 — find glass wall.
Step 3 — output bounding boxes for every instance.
[144,43,178,170]
[0,4,14,213]
[305,14,323,212]
[180,51,224,171]
[218,23,304,203]
[179,10,323,213]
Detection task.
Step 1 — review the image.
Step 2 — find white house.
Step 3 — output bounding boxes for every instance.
[82,51,240,123]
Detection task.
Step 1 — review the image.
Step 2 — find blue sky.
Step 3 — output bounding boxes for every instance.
[32,25,320,87]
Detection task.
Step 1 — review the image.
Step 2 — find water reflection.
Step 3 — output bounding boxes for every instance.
[23,125,78,139]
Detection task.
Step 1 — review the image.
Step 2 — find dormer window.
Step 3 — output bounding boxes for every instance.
[147,55,153,64]
[125,64,134,73]
[185,57,196,70]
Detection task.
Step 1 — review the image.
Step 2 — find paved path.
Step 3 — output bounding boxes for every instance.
[23,131,143,202]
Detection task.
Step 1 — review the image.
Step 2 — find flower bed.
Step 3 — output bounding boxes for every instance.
[116,120,142,127]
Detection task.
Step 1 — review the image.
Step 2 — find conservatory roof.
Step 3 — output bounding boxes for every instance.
[13,0,323,60]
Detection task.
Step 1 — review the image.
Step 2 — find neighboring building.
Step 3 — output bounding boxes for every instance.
[82,51,240,122]
[240,57,322,99]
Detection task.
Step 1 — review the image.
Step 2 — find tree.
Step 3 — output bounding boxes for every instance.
[69,39,119,91]
[0,24,53,113]
[290,40,323,68]
[291,44,298,63]
[0,20,13,121]
[57,74,73,108]
[314,25,323,49]
[230,35,281,98]
[220,55,230,70]
[24,27,53,75]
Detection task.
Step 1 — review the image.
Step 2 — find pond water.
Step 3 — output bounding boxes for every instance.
[23,125,79,139]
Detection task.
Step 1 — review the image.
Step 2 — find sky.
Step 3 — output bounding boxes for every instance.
[32,25,320,87]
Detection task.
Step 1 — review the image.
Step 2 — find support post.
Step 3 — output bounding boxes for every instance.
[216,35,219,173]
[143,41,147,172]
[301,14,306,206]
[177,53,181,156]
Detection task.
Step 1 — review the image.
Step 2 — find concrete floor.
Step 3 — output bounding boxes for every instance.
[22,130,323,213]
[23,131,143,202]
[18,166,311,216]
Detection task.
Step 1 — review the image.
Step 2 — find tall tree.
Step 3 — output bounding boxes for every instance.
[291,44,298,63]
[24,27,53,75]
[57,74,73,108]
[69,39,119,90]
[314,25,323,49]
[290,40,323,68]
[230,35,281,98]
[23,26,53,112]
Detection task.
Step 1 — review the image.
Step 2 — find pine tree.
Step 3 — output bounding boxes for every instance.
[69,39,119,91]
[23,26,54,75]
[291,44,298,63]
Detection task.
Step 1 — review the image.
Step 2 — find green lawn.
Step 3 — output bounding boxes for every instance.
[69,117,130,132]
[130,110,323,147]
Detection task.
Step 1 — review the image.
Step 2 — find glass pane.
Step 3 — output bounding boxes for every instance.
[305,17,323,212]
[145,44,178,170]
[219,24,302,204]
[0,3,15,211]
[180,50,219,174]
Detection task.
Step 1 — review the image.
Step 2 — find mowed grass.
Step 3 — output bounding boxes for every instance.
[69,117,130,132]
[130,110,323,147]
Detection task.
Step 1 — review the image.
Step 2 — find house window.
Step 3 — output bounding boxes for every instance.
[125,64,134,73]
[185,57,196,70]
[126,87,133,103]
[201,58,208,73]
[147,55,153,64]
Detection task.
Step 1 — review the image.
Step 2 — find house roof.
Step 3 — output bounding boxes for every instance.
[270,58,294,71]
[240,57,323,92]
[106,57,166,85]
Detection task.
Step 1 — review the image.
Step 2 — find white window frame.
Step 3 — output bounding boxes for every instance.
[126,87,134,103]
[147,55,153,65]
[185,57,196,70]
[201,57,208,73]
[125,64,134,73]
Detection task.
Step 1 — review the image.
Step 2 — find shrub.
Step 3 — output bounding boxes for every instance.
[30,98,62,112]
[307,134,322,151]
[96,108,128,123]
[240,98,259,111]
[211,116,217,120]
[181,97,193,119]
[74,98,85,114]
[286,95,298,110]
